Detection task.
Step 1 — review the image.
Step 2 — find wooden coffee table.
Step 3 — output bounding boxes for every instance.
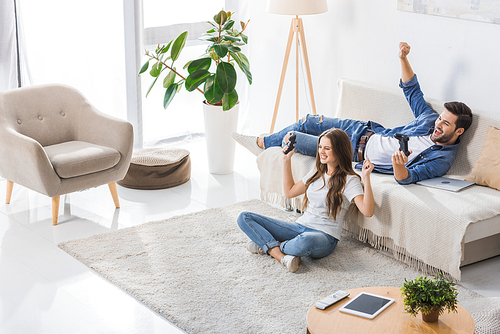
[307,287,475,334]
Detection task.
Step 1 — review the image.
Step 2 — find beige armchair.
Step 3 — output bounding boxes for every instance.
[0,84,134,225]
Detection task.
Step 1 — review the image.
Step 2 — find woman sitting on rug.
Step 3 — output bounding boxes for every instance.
[237,128,375,272]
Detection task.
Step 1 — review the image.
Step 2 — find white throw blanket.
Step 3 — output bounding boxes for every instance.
[257,147,500,281]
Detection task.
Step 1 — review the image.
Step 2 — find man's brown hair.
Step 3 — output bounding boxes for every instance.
[444,101,473,133]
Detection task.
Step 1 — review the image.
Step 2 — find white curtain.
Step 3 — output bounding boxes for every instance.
[17,0,127,121]
[0,0,20,90]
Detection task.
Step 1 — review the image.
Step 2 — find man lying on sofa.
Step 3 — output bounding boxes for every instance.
[233,42,473,185]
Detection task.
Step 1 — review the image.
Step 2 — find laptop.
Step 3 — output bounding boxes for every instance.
[416,177,475,192]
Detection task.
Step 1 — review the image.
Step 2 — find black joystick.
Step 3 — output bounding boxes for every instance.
[394,133,410,156]
[284,133,296,154]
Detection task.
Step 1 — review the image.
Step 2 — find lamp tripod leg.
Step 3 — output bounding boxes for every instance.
[270,20,296,134]
[296,26,299,122]
[297,19,317,115]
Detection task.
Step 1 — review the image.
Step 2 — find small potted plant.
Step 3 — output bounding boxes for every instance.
[400,273,459,322]
[139,10,251,174]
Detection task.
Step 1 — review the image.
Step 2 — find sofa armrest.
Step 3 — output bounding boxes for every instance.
[0,125,61,196]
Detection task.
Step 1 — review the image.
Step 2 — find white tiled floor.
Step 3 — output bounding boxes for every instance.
[0,138,498,333]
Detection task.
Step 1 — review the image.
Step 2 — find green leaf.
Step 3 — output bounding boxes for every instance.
[238,52,250,69]
[183,60,193,70]
[199,35,218,43]
[204,75,224,104]
[171,31,188,61]
[138,60,150,75]
[160,40,173,54]
[216,61,237,93]
[219,10,228,25]
[187,57,212,74]
[149,62,162,77]
[163,70,176,88]
[229,52,252,85]
[146,76,159,97]
[163,83,179,109]
[240,33,248,44]
[185,70,210,92]
[214,44,229,58]
[223,20,234,30]
[206,28,216,34]
[228,46,241,53]
[222,35,240,42]
[222,89,238,111]
[214,10,226,25]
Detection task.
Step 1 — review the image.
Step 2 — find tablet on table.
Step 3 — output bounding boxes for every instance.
[339,292,395,319]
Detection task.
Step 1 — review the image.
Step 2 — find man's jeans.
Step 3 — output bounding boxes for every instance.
[237,211,338,259]
[263,114,369,161]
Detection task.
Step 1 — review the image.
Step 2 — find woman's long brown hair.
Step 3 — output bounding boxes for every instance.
[302,128,361,220]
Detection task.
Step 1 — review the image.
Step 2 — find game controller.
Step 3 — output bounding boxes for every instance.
[394,133,410,156]
[283,133,296,154]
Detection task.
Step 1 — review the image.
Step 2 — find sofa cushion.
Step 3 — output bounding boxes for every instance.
[465,126,500,190]
[44,141,121,179]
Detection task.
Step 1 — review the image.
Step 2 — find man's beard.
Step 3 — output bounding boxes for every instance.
[431,129,455,144]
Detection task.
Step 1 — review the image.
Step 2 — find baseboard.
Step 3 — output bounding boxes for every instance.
[461,233,500,267]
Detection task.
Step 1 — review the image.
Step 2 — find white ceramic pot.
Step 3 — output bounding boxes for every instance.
[203,101,239,174]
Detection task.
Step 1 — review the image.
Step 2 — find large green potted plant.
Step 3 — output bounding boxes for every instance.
[139,10,251,174]
[400,274,459,322]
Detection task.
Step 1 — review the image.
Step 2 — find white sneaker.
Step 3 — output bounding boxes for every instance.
[246,241,266,255]
[280,255,301,272]
[232,132,264,156]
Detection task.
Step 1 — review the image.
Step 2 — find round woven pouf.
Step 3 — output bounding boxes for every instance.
[118,147,191,190]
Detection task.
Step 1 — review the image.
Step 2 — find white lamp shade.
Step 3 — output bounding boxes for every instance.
[266,0,328,15]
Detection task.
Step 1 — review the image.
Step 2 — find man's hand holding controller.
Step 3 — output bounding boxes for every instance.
[392,133,413,181]
[394,133,410,157]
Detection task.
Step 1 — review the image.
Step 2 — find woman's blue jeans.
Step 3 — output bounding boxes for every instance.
[237,211,338,259]
[263,114,369,161]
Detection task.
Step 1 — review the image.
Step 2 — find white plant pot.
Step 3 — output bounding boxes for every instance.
[203,102,239,174]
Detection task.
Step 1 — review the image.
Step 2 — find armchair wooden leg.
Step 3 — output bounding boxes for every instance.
[52,196,60,226]
[108,182,120,208]
[6,180,13,204]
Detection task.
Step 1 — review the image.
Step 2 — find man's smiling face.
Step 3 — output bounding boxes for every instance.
[430,109,464,145]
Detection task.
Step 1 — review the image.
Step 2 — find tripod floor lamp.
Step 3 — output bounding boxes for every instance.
[266,0,328,133]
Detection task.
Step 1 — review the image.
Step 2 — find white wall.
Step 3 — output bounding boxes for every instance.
[243,0,500,134]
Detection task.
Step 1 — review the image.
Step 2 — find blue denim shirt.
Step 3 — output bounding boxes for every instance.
[355,75,460,185]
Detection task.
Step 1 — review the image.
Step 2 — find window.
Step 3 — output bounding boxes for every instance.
[140,0,226,145]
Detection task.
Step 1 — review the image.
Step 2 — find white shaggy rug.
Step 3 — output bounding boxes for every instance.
[59,200,494,334]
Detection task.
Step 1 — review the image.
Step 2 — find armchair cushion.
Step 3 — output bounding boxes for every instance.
[44,141,120,179]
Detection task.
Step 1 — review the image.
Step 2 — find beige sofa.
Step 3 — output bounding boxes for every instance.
[257,78,500,281]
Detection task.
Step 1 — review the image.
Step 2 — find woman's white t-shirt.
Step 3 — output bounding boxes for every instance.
[296,168,364,240]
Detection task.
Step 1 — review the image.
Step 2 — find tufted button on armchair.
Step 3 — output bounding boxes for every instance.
[0,84,134,225]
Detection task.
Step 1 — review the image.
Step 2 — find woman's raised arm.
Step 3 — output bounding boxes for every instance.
[282,147,306,198]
